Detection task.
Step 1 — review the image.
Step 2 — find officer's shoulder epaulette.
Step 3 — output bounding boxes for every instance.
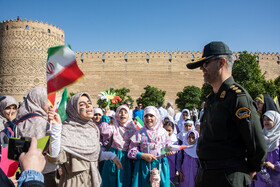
[229,84,245,95]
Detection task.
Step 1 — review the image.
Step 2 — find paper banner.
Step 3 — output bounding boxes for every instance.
[0,148,19,177]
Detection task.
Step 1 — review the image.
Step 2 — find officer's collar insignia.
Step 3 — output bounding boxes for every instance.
[235,89,242,93]
[236,107,251,119]
[220,91,226,98]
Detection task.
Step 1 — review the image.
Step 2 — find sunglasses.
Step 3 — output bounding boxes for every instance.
[202,57,220,68]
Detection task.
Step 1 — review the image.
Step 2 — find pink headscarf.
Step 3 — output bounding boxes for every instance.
[111,105,137,151]
[143,106,167,142]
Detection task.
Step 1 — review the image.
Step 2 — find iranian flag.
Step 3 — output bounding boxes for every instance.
[56,88,68,121]
[46,45,84,95]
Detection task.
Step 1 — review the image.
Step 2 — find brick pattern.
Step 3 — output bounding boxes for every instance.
[0,19,279,107]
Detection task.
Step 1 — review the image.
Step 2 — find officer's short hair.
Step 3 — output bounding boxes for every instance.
[217,54,234,71]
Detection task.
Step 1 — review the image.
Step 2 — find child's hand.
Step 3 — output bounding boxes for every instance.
[179,171,184,182]
[48,108,61,125]
[166,151,175,156]
[112,156,123,170]
[264,161,275,170]
[141,153,156,162]
[104,106,110,116]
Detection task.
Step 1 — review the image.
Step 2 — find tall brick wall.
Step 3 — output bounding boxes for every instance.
[0,19,65,102]
[0,19,279,108]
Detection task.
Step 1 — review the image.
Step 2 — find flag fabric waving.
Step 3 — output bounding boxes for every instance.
[46,45,84,94]
[56,88,68,121]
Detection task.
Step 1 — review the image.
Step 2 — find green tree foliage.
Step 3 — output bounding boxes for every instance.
[275,76,280,99]
[136,85,166,108]
[97,88,134,109]
[200,83,212,103]
[264,80,278,98]
[175,86,201,111]
[67,92,77,101]
[232,51,266,99]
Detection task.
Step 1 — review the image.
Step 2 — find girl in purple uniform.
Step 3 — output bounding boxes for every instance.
[253,110,280,187]
[176,129,199,187]
[163,121,179,184]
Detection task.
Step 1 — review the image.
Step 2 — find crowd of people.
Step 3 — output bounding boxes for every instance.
[0,41,279,187]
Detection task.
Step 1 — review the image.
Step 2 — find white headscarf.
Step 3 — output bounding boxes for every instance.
[177,109,190,132]
[263,110,280,152]
[177,119,194,142]
[183,129,199,158]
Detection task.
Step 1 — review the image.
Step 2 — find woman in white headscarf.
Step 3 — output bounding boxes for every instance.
[253,110,280,187]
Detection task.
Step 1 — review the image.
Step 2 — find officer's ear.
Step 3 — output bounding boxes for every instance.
[218,57,226,69]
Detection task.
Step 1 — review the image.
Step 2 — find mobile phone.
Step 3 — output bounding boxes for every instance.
[8,137,31,161]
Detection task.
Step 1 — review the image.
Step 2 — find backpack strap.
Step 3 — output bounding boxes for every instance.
[16,113,42,125]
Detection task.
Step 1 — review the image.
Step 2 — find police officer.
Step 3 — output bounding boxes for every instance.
[186,41,267,187]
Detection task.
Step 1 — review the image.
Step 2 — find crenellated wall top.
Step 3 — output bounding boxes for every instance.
[75,51,279,59]
[0,18,64,36]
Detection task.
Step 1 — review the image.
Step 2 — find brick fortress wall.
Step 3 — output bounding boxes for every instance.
[0,19,279,107]
[0,18,65,101]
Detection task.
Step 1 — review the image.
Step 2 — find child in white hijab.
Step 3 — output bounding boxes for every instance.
[253,110,280,187]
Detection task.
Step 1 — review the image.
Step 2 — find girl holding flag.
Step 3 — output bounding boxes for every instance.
[128,106,173,187]
[16,86,58,187]
[47,93,122,187]
[100,104,138,187]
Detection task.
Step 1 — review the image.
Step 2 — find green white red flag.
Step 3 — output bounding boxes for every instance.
[46,45,84,96]
[56,88,68,121]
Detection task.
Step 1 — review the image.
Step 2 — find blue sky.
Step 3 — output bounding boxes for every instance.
[1,0,279,53]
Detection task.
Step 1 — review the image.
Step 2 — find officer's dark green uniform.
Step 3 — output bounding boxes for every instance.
[187,41,267,187]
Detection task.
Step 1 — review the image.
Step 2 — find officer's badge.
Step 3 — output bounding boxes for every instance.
[220,91,226,98]
[236,107,251,119]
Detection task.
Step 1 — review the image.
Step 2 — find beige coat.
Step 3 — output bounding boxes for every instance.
[48,148,101,187]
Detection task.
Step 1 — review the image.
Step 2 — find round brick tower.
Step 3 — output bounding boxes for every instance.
[0,18,65,102]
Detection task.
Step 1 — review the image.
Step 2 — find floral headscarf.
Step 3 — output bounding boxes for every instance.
[110,105,138,151]
[143,106,167,142]
[16,87,49,139]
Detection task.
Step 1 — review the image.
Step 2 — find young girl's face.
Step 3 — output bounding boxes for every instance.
[187,132,196,145]
[3,104,17,120]
[144,114,156,128]
[164,125,173,136]
[93,113,102,123]
[263,115,274,130]
[78,95,94,120]
[255,99,264,112]
[182,112,189,120]
[118,108,129,124]
[184,123,192,132]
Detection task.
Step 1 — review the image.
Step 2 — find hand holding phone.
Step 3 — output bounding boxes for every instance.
[19,137,46,172]
[8,137,31,161]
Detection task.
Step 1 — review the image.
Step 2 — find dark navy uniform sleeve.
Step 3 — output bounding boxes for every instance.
[234,90,267,172]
